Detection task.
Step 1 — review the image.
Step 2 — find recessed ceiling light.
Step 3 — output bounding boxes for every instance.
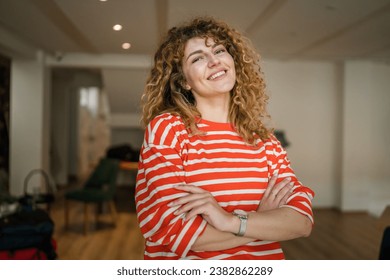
[122,43,131,50]
[99,0,107,2]
[113,24,122,31]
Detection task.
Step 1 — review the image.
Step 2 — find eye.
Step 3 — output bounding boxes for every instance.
[214,44,227,55]
[191,56,204,63]
[215,48,226,55]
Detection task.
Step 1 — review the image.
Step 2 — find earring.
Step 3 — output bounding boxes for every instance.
[185,85,191,90]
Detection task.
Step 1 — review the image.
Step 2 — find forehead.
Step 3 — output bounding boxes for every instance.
[184,37,218,53]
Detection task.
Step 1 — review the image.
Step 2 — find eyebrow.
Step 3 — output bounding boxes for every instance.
[185,50,203,62]
[185,43,220,62]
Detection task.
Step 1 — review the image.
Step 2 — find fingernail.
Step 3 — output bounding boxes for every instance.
[168,202,174,207]
[174,209,180,215]
[286,177,291,182]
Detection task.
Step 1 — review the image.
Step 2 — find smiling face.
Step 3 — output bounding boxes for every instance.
[181,37,236,104]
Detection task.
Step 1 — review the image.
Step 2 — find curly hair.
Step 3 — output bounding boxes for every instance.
[141,16,272,144]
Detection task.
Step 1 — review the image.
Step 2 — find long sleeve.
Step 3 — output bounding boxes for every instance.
[265,135,315,223]
[135,114,207,258]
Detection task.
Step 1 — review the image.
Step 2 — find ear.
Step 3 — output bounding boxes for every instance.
[184,84,191,91]
[181,78,191,91]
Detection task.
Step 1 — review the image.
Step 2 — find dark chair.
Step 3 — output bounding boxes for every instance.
[379,226,390,260]
[64,158,120,234]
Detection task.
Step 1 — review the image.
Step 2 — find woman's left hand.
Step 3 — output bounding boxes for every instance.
[168,185,234,232]
[257,173,294,212]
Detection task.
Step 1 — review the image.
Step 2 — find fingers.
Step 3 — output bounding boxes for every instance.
[279,184,294,204]
[263,173,278,197]
[180,202,208,221]
[271,178,293,199]
[273,181,294,202]
[168,193,206,206]
[266,175,294,199]
[168,185,208,207]
[258,174,295,212]
[168,184,214,215]
[174,184,205,193]
[168,185,226,224]
[170,193,212,215]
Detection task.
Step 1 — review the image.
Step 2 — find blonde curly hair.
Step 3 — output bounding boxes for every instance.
[141,16,272,144]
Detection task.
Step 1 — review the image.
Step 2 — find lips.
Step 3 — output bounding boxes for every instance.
[208,70,226,80]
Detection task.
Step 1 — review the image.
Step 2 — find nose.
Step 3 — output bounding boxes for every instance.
[208,54,220,67]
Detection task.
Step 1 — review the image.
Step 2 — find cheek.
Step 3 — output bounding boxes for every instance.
[229,58,236,72]
[230,61,237,80]
[183,67,202,87]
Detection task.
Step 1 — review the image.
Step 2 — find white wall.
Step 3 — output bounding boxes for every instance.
[262,59,390,214]
[9,52,50,196]
[263,60,342,208]
[369,63,390,216]
[342,61,390,216]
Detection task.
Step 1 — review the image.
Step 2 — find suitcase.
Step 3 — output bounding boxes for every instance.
[0,208,57,259]
[0,239,57,260]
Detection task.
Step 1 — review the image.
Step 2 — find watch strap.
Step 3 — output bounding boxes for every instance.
[233,211,248,236]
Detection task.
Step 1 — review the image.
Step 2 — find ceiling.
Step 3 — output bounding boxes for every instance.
[1,0,390,115]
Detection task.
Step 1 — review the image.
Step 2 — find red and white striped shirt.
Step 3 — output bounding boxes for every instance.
[135,113,314,259]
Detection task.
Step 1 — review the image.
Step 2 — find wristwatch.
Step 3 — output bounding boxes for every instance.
[232,209,248,237]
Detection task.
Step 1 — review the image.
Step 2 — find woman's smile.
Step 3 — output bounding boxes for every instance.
[208,70,227,80]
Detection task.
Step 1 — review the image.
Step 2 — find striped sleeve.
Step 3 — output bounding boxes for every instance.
[265,135,315,223]
[135,114,207,257]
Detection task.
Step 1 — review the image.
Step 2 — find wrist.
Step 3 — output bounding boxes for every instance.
[230,214,241,234]
[221,213,240,233]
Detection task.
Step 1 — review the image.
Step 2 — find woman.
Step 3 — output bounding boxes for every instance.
[135,16,314,260]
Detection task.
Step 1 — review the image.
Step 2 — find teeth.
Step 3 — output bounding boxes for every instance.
[209,71,225,80]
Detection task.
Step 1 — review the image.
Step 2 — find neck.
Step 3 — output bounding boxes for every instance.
[196,95,230,123]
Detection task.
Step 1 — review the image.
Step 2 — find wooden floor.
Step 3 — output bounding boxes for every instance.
[281,209,386,259]
[49,188,387,260]
[50,187,144,260]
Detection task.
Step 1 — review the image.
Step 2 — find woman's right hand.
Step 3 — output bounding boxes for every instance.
[169,185,235,232]
[257,173,294,212]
